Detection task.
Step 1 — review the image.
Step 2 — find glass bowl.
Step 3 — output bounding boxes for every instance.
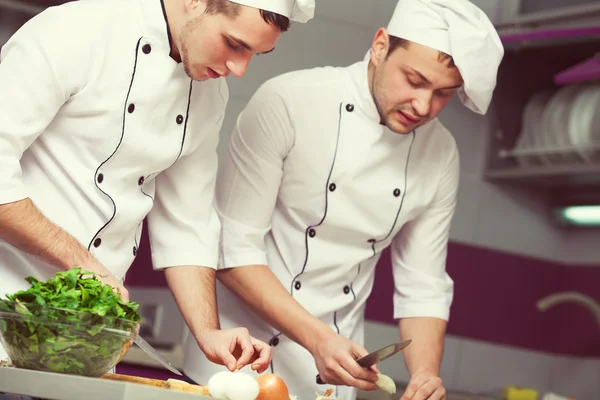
[0,300,139,377]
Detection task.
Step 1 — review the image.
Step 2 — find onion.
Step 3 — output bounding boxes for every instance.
[256,373,290,400]
[375,373,396,395]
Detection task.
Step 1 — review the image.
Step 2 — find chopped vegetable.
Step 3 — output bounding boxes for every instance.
[0,268,141,376]
[375,373,396,395]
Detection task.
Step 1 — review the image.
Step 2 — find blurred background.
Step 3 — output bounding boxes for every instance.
[1,1,599,399]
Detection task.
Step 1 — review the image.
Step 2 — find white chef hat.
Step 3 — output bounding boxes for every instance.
[386,0,504,114]
[229,0,315,23]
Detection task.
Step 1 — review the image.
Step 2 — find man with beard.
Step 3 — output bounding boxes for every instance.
[0,0,314,373]
[183,0,504,399]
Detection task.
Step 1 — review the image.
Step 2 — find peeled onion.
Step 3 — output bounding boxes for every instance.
[226,373,260,400]
[208,371,234,399]
[256,373,290,400]
[375,373,396,395]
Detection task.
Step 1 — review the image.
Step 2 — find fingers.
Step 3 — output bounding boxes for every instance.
[324,361,378,391]
[369,364,381,374]
[401,375,444,400]
[338,356,379,390]
[232,329,255,370]
[250,339,272,373]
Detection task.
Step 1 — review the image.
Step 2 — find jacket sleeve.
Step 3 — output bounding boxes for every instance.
[146,81,229,270]
[390,140,459,321]
[0,8,89,205]
[214,80,295,269]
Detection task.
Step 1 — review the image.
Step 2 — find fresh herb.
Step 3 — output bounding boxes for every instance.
[0,268,141,377]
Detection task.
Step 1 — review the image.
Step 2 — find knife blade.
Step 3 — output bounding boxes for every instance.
[356,339,412,368]
[316,339,411,385]
[133,335,183,376]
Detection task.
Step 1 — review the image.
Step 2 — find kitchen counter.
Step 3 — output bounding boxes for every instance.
[0,367,210,400]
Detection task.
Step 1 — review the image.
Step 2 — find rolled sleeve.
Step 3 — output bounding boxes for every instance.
[147,85,227,270]
[391,142,460,321]
[215,80,294,269]
[0,9,85,205]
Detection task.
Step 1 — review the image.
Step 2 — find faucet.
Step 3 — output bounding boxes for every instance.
[537,291,600,331]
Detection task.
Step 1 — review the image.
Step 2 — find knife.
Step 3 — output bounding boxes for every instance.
[133,335,183,376]
[316,339,411,385]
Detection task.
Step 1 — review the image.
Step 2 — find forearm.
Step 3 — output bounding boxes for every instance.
[165,266,220,341]
[217,265,333,354]
[0,198,103,271]
[398,317,446,376]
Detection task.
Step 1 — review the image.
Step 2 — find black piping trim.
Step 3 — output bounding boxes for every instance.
[291,102,344,293]
[88,38,143,251]
[333,311,340,334]
[369,130,416,257]
[140,186,154,201]
[139,78,194,200]
[349,263,360,300]
[159,0,175,56]
[268,332,282,374]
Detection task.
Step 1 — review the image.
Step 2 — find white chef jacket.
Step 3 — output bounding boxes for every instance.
[0,0,223,357]
[183,60,458,399]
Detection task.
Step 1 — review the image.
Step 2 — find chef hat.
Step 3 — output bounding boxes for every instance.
[386,0,504,114]
[229,0,315,23]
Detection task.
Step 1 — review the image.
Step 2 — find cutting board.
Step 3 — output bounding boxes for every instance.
[101,373,211,396]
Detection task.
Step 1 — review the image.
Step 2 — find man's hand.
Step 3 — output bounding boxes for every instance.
[400,370,445,400]
[197,328,272,373]
[310,332,379,391]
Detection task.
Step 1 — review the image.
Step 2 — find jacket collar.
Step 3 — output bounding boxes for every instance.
[138,0,174,56]
[346,56,382,126]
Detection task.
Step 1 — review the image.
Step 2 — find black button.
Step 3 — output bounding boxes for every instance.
[133,246,137,256]
[346,104,354,112]
[393,188,401,197]
[294,281,301,290]
[93,238,102,248]
[142,44,152,54]
[329,183,336,192]
[128,103,135,113]
[343,286,350,294]
[308,228,316,238]
[270,337,279,346]
[367,238,376,243]
[176,115,184,124]
[138,176,145,185]
[97,173,104,184]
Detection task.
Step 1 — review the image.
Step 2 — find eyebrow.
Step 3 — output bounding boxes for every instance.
[406,67,462,90]
[227,34,275,55]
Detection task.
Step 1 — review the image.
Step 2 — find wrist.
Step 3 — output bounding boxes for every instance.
[303,322,336,355]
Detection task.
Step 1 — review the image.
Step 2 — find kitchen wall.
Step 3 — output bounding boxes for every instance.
[1,0,599,399]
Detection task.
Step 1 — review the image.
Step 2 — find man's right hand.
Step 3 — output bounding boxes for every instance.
[310,332,380,391]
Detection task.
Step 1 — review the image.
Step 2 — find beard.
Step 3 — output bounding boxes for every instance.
[370,65,428,134]
[178,17,203,80]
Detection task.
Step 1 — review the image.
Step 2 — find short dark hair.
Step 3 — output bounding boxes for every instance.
[204,0,290,32]
[387,35,455,67]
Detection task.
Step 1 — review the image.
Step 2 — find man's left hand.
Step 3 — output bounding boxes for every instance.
[197,327,272,373]
[400,370,446,400]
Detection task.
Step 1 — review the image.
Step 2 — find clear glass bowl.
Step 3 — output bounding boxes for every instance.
[0,300,139,377]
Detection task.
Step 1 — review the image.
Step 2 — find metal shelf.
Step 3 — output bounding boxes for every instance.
[484,35,600,197]
[485,163,600,189]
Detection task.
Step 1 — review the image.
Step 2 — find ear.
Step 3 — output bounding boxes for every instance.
[370,28,390,67]
[184,0,203,13]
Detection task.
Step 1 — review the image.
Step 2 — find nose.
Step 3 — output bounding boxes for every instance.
[225,56,251,78]
[412,92,432,118]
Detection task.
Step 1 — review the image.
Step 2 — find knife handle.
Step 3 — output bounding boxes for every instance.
[316,374,325,385]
